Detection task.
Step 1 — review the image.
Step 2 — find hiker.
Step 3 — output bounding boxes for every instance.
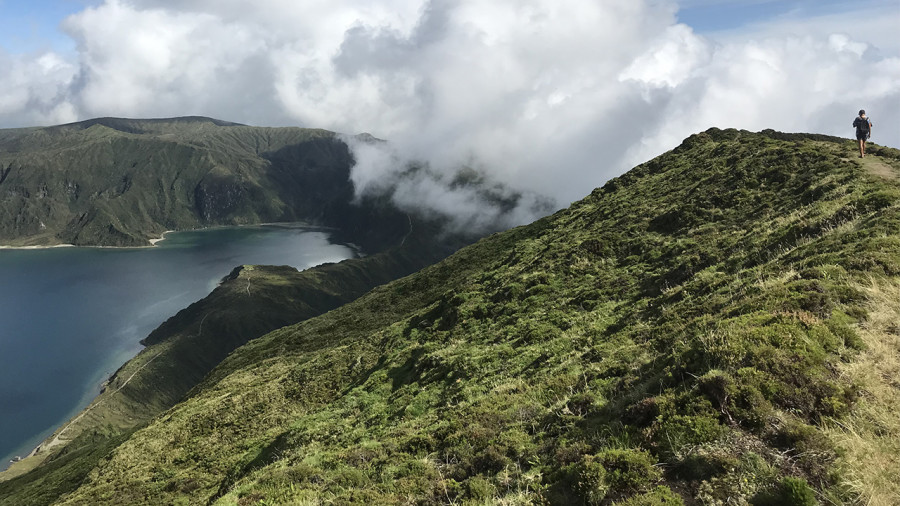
[853,109,872,158]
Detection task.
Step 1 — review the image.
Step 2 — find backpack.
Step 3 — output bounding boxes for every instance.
[855,117,870,134]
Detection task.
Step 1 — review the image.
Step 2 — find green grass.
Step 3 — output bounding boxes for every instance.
[5,128,899,505]
[0,431,136,506]
[821,276,900,505]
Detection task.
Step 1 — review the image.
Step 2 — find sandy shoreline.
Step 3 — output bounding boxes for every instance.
[0,243,76,250]
[0,224,334,251]
[148,230,173,246]
[0,230,174,250]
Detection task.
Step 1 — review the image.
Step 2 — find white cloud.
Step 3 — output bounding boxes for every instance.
[0,0,897,230]
[621,33,900,168]
[0,49,78,125]
[620,25,711,88]
[62,0,282,122]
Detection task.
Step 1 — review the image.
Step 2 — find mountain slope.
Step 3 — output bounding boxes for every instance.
[0,117,399,248]
[7,129,900,505]
[0,228,449,502]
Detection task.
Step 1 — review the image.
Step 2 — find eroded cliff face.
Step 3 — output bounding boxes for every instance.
[0,118,388,249]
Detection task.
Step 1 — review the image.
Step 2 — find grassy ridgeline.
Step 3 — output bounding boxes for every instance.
[4,129,900,505]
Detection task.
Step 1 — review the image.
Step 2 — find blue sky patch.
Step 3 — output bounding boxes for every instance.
[676,0,892,33]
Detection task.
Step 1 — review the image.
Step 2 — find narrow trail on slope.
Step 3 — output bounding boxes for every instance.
[824,277,900,503]
[35,352,164,455]
[400,214,413,247]
[861,156,899,181]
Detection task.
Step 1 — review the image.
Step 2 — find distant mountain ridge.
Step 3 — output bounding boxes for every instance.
[0,117,397,249]
[46,116,247,135]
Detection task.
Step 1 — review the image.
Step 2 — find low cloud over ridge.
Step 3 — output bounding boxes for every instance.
[1,0,898,229]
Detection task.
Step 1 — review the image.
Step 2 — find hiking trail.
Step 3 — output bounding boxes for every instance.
[860,155,898,181]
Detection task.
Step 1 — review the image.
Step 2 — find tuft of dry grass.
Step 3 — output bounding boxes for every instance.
[824,276,900,505]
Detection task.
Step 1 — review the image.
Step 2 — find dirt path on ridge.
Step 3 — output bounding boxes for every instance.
[860,154,899,181]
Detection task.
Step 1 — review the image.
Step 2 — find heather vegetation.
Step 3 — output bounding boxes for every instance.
[2,129,898,505]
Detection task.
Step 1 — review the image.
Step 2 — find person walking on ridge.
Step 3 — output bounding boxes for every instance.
[853,109,872,158]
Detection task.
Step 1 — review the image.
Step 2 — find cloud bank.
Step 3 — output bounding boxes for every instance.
[1,0,898,229]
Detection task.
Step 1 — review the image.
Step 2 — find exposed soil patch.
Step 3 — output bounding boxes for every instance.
[862,157,900,181]
[862,157,898,181]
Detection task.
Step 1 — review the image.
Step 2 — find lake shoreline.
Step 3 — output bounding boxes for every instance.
[0,222,339,251]
[0,243,76,250]
[0,225,357,476]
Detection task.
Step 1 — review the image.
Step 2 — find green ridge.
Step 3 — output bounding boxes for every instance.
[0,117,391,249]
[3,128,899,505]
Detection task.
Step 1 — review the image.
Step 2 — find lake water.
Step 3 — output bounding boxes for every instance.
[0,225,355,470]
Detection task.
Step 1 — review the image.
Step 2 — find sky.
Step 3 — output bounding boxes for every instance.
[1,0,898,229]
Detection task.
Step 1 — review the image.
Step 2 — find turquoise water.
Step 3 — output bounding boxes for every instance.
[0,225,355,470]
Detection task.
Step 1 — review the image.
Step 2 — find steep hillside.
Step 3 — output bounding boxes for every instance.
[0,227,448,501]
[0,117,404,249]
[4,129,899,505]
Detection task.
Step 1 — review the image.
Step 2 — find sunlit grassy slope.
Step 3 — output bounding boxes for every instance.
[6,128,900,505]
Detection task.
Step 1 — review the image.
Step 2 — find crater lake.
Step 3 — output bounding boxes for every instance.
[0,225,355,470]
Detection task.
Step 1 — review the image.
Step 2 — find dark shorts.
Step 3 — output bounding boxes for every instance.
[857,131,869,141]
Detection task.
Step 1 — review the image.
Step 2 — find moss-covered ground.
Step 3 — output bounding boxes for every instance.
[4,129,898,505]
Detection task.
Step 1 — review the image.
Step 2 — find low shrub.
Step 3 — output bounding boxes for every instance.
[614,486,685,505]
[752,477,818,506]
